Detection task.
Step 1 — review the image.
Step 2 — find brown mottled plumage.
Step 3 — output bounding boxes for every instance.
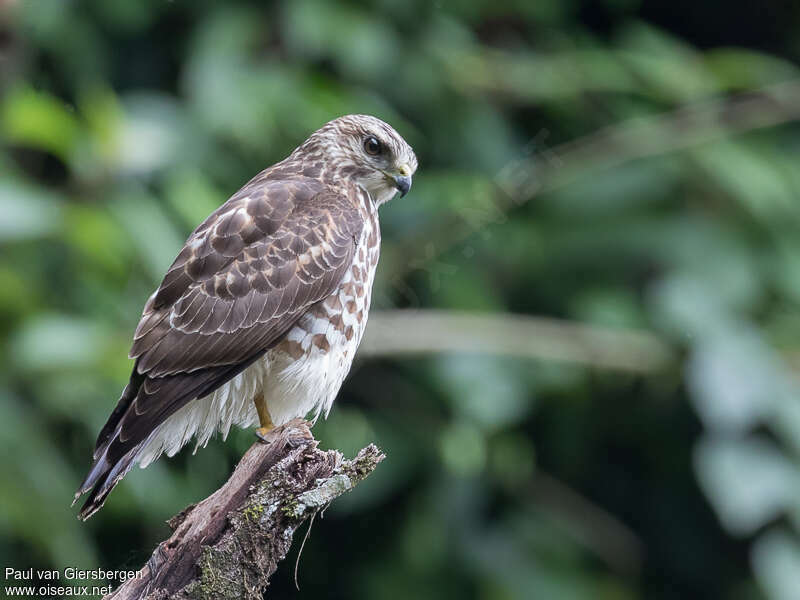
[75,115,417,519]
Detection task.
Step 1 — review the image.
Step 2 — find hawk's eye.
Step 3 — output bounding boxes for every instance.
[364,136,382,156]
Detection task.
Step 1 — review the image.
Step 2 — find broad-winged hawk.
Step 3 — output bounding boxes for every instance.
[74,114,417,519]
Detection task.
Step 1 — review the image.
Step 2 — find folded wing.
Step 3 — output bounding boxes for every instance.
[75,177,363,519]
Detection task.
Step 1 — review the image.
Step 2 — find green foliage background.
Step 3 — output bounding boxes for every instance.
[3,1,800,598]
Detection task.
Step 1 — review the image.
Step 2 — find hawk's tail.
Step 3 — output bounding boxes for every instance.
[72,369,206,520]
[73,369,146,520]
[73,356,265,520]
[73,440,146,520]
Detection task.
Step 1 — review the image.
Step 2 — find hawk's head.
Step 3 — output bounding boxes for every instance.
[300,114,418,206]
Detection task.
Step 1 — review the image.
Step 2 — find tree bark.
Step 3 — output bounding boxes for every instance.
[104,419,384,600]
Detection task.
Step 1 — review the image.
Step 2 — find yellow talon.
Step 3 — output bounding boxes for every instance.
[254,393,275,443]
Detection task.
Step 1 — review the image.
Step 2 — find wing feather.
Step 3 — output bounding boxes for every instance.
[75,176,365,519]
[129,178,362,376]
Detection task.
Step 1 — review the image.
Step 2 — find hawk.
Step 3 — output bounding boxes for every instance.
[74,114,417,520]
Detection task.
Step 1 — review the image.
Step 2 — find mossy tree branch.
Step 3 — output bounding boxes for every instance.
[104,419,385,600]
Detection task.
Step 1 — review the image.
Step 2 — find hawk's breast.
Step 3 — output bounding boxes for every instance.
[263,201,381,425]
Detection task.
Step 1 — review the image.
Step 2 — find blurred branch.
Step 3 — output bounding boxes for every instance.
[361,309,675,374]
[104,420,384,600]
[531,79,800,193]
[395,80,800,278]
[529,470,644,574]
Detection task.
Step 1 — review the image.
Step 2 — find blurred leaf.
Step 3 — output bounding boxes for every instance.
[1,86,79,160]
[489,432,536,490]
[72,85,125,178]
[440,47,639,102]
[0,389,98,569]
[109,187,185,282]
[650,274,743,341]
[284,0,400,80]
[115,93,188,175]
[400,496,448,572]
[163,167,224,229]
[686,328,787,432]
[695,437,800,536]
[692,140,799,226]
[544,160,679,218]
[705,48,800,89]
[64,204,132,276]
[570,287,645,329]
[617,22,716,101]
[325,414,422,515]
[752,530,800,600]
[315,406,375,458]
[10,314,109,372]
[439,421,487,476]
[0,265,34,319]
[0,181,62,241]
[435,355,532,430]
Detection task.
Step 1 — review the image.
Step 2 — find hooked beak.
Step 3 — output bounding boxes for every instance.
[393,174,412,197]
[384,164,413,197]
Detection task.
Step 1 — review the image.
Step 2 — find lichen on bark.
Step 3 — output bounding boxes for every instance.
[104,421,384,600]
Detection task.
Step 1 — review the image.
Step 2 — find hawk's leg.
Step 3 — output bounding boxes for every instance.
[253,392,275,443]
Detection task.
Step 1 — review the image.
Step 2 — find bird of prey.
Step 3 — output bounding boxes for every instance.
[74,114,417,520]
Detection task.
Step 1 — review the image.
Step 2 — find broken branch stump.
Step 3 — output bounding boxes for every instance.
[104,419,385,600]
